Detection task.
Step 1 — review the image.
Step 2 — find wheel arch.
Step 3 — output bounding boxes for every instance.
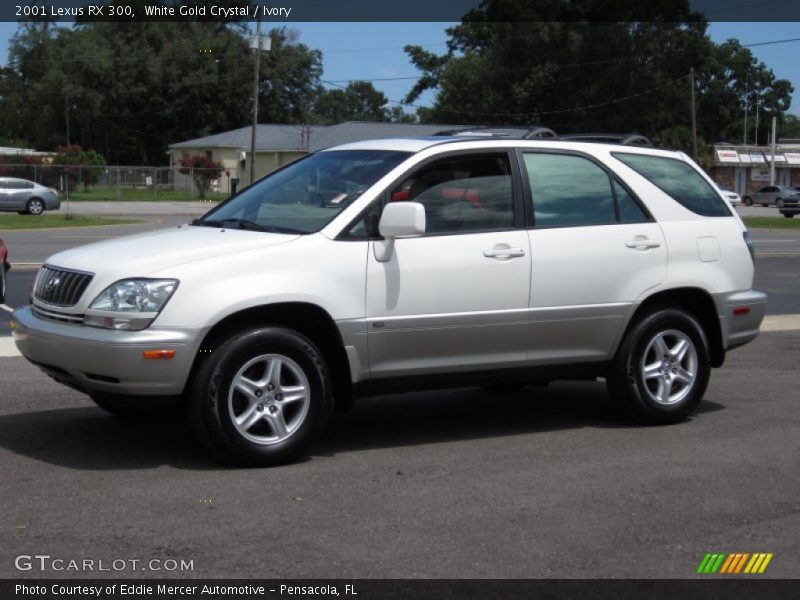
[617,287,725,368]
[191,302,353,411]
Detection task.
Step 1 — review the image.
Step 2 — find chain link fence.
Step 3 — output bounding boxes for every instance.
[0,164,240,202]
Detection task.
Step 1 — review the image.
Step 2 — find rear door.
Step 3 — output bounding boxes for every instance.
[520,151,667,364]
[365,151,531,378]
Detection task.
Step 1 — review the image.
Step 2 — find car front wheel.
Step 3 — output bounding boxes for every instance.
[743,197,753,206]
[783,213,795,218]
[607,308,710,424]
[26,198,45,215]
[190,327,333,466]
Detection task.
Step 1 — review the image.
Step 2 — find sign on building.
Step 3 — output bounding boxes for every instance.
[784,152,800,165]
[716,149,739,163]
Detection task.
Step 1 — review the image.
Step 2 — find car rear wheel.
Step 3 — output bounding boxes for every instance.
[783,213,795,218]
[189,327,333,466]
[607,308,710,424]
[26,198,45,215]
[743,197,753,206]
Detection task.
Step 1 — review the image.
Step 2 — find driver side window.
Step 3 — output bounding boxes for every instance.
[390,154,514,236]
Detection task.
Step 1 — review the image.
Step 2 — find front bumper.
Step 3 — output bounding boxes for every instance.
[714,289,768,351]
[11,306,204,396]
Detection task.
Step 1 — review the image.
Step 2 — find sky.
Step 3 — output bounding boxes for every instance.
[0,21,798,117]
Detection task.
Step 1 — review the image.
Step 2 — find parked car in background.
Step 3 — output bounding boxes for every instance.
[0,238,8,304]
[780,188,800,218]
[0,178,60,215]
[719,189,741,206]
[742,185,800,208]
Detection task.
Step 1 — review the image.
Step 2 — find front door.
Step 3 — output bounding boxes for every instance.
[366,152,531,378]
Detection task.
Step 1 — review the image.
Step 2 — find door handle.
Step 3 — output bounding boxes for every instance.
[625,237,661,250]
[483,246,526,259]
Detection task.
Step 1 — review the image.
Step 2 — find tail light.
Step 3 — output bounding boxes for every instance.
[49,188,58,195]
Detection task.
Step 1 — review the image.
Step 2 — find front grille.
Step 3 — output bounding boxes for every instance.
[34,265,94,307]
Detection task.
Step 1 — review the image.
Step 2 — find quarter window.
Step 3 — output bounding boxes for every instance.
[390,154,514,235]
[613,152,731,217]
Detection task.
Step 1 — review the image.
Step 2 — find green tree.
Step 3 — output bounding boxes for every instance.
[313,81,389,124]
[696,39,793,145]
[50,144,108,191]
[0,11,326,164]
[403,0,792,147]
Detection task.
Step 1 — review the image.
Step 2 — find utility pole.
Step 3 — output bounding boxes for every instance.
[248,23,272,185]
[769,115,777,185]
[249,20,262,186]
[65,94,70,146]
[754,83,760,145]
[743,86,748,145]
[690,68,697,160]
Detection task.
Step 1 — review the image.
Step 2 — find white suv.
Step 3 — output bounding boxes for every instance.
[11,136,767,465]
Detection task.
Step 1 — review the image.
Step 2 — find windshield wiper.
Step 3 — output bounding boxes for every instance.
[191,218,304,234]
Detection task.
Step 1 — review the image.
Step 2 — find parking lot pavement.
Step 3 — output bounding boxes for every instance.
[1,331,798,579]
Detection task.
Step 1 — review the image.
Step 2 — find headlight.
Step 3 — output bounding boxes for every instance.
[84,279,178,330]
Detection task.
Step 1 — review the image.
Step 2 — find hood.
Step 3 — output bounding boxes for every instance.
[44,225,300,278]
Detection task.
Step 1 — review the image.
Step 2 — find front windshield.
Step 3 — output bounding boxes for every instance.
[196,150,410,233]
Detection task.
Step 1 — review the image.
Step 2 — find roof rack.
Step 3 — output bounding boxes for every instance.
[435,126,558,139]
[558,133,653,147]
[433,127,652,147]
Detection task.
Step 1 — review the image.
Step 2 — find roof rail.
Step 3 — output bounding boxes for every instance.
[559,133,653,147]
[432,127,651,146]
[435,126,557,139]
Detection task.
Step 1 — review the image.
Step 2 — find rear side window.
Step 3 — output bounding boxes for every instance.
[613,153,731,217]
[522,153,649,227]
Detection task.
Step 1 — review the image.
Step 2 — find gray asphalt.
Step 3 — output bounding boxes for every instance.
[1,330,798,579]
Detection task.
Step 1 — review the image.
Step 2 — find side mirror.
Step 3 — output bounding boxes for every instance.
[374,202,426,262]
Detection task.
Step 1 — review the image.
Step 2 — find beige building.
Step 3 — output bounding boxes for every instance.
[167,121,474,194]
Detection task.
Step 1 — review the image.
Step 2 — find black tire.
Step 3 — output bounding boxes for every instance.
[189,327,333,466]
[26,198,45,215]
[743,197,753,206]
[783,213,795,218]
[760,204,768,207]
[607,308,710,424]
[776,198,784,209]
[90,392,180,418]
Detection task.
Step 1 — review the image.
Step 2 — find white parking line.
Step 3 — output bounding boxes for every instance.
[0,337,20,357]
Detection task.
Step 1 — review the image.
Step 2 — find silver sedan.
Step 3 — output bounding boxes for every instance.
[742,185,800,208]
[0,177,61,215]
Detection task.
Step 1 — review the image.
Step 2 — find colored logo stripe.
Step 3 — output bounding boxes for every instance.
[698,552,773,574]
